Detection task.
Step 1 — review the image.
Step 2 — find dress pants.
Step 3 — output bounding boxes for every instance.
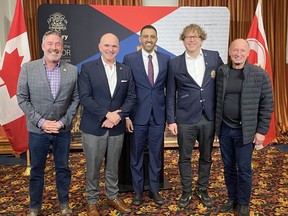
[219,122,254,205]
[82,131,124,204]
[177,115,214,193]
[130,114,165,194]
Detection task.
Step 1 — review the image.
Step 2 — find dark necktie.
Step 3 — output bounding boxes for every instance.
[148,55,154,85]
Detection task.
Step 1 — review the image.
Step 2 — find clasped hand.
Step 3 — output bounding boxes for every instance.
[102,110,122,128]
[42,120,62,133]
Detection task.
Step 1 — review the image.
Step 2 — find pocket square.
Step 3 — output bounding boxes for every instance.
[121,80,128,82]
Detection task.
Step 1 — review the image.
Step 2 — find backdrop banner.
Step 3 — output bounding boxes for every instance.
[38,5,230,66]
[38,5,230,144]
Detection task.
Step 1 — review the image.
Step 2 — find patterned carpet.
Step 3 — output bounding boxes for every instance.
[0,145,287,215]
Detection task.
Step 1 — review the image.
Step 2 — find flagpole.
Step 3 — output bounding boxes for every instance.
[23,150,31,176]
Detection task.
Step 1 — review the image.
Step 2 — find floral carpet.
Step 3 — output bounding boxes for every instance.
[0,146,287,215]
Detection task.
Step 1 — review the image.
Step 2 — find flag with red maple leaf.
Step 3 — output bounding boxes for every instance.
[0,0,30,154]
[247,0,276,147]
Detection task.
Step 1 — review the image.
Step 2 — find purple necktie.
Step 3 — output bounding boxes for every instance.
[148,55,154,85]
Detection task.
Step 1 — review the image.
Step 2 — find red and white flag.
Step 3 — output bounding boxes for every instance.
[0,0,30,154]
[247,0,276,147]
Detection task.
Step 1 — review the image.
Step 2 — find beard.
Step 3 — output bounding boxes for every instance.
[47,49,62,61]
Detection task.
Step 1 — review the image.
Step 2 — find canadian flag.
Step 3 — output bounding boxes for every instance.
[247,0,276,147]
[0,0,30,154]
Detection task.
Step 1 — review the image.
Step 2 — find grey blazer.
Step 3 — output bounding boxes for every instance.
[17,58,79,133]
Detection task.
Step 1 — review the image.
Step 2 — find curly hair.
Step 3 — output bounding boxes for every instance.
[179,23,207,41]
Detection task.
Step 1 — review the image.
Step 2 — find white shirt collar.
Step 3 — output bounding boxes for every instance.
[100,56,116,67]
[142,49,156,59]
[185,49,203,59]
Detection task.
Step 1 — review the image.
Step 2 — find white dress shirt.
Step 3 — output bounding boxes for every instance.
[101,57,117,96]
[185,50,205,87]
[142,49,159,83]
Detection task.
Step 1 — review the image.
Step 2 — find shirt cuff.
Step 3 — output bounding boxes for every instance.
[58,121,64,128]
[37,118,45,128]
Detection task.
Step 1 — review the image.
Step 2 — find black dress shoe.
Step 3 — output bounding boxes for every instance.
[149,192,164,205]
[220,199,238,212]
[195,188,212,208]
[132,193,143,206]
[238,205,250,216]
[178,192,192,208]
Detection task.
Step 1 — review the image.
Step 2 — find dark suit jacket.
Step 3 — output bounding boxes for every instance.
[17,59,79,133]
[166,49,223,124]
[123,50,170,125]
[78,58,136,136]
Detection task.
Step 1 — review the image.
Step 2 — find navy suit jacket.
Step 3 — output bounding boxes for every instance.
[166,49,223,124]
[78,58,136,136]
[123,50,170,125]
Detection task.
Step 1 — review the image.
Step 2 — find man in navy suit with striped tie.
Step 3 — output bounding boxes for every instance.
[123,25,170,206]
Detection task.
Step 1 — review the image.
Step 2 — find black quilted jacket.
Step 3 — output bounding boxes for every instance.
[215,61,273,145]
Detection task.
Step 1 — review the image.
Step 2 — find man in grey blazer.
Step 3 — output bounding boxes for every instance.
[78,33,136,215]
[17,31,79,216]
[166,24,223,208]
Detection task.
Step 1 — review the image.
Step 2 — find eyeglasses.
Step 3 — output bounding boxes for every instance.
[184,35,200,40]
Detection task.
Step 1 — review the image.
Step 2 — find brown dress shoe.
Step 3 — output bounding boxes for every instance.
[107,197,132,213]
[87,204,99,216]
